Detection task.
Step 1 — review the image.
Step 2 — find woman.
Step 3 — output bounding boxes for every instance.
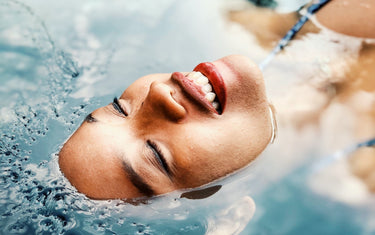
[59,55,276,199]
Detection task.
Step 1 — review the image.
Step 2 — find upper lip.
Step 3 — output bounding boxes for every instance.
[171,62,227,115]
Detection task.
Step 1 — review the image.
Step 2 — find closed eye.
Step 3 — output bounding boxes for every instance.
[147,140,171,176]
[112,97,128,116]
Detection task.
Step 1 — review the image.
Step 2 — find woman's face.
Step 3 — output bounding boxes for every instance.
[59,55,273,199]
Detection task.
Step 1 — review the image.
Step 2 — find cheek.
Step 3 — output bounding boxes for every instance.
[228,80,266,112]
[172,122,251,187]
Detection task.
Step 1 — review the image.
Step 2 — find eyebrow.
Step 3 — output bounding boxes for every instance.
[84,113,97,123]
[122,161,154,197]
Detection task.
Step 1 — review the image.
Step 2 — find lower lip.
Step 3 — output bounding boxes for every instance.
[171,72,218,114]
[193,62,226,113]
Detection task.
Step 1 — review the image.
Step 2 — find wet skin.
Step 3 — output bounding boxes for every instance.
[59,55,273,199]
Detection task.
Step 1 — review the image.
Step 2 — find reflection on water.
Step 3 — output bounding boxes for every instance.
[1,0,375,234]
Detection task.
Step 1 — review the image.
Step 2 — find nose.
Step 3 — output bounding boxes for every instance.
[141,81,186,122]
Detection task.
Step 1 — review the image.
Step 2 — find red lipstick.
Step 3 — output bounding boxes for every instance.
[193,62,226,113]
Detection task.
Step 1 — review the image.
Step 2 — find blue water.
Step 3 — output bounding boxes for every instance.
[1,0,375,234]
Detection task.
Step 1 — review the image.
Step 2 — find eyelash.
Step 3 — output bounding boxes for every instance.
[112,97,128,116]
[147,140,170,175]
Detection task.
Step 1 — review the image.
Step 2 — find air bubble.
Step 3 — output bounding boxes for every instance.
[8,222,27,233]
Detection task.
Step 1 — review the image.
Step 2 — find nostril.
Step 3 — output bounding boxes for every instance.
[147,82,187,122]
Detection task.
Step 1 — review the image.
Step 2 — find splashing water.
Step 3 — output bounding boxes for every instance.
[0,1,256,234]
[2,0,375,234]
[0,1,88,233]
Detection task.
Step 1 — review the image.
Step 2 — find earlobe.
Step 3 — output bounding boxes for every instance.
[268,103,277,144]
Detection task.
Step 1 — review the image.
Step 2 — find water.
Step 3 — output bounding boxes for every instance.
[0,0,266,234]
[1,0,375,234]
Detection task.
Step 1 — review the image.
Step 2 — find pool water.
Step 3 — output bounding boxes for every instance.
[1,0,375,234]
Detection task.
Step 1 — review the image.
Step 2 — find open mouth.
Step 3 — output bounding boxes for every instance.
[193,62,226,114]
[185,71,222,113]
[172,62,226,115]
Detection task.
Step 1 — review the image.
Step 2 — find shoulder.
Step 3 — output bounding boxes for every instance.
[316,0,375,39]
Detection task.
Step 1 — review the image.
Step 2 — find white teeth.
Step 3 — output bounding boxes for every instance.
[212,101,219,110]
[187,72,208,85]
[202,84,212,93]
[187,72,202,80]
[205,92,216,102]
[195,75,208,85]
[186,71,221,111]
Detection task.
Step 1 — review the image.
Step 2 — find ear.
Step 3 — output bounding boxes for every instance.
[180,185,222,200]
